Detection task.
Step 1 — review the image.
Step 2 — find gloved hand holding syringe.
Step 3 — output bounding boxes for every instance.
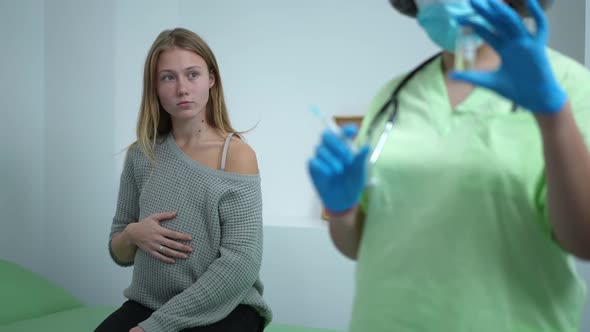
[307,106,372,215]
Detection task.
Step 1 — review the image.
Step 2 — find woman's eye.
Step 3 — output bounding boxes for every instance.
[161,75,174,81]
[189,72,199,79]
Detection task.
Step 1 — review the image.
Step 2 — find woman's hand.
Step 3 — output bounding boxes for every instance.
[126,211,193,263]
[130,326,145,332]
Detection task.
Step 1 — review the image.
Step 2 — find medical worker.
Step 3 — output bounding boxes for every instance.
[308,0,590,330]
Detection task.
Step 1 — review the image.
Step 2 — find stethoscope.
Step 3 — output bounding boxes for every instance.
[366,52,518,166]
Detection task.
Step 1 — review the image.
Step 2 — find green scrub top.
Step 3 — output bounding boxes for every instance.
[350,49,590,332]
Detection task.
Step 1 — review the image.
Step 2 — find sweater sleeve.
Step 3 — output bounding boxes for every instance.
[138,179,264,332]
[108,146,141,267]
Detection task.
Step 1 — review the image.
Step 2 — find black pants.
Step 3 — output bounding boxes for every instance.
[94,300,263,332]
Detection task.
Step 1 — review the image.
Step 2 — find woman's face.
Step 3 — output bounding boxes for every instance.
[156,48,215,121]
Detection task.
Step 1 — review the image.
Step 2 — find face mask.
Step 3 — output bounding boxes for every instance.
[416,0,487,52]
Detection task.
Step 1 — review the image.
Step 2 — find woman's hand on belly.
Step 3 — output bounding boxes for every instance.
[127,211,193,264]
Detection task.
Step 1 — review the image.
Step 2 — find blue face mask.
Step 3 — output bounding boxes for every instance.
[417,1,487,52]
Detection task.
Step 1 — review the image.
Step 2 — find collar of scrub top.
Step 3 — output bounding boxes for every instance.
[367,52,518,166]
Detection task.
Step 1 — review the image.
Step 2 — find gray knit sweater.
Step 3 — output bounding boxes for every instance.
[108,133,272,332]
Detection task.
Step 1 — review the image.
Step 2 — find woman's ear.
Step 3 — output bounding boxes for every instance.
[209,70,215,88]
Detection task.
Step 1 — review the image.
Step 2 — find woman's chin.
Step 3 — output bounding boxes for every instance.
[170,108,201,120]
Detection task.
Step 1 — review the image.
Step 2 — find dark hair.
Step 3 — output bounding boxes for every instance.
[389,0,554,17]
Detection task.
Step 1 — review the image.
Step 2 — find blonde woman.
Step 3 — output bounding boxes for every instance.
[96,28,271,332]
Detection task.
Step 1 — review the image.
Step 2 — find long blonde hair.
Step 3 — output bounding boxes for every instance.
[136,28,235,162]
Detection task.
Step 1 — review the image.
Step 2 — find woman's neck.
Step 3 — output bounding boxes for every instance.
[171,110,221,144]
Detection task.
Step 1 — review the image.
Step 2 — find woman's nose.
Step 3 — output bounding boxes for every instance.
[176,78,189,95]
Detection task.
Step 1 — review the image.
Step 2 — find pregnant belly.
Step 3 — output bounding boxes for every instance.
[130,250,196,301]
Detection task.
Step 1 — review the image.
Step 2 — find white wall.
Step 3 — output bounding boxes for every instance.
[547,1,585,64]
[42,0,119,305]
[0,0,45,274]
[2,1,590,331]
[261,227,355,330]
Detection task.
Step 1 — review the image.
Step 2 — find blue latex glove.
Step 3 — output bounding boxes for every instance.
[450,0,567,114]
[308,124,370,214]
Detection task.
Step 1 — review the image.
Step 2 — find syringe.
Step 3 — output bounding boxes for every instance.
[309,106,357,153]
